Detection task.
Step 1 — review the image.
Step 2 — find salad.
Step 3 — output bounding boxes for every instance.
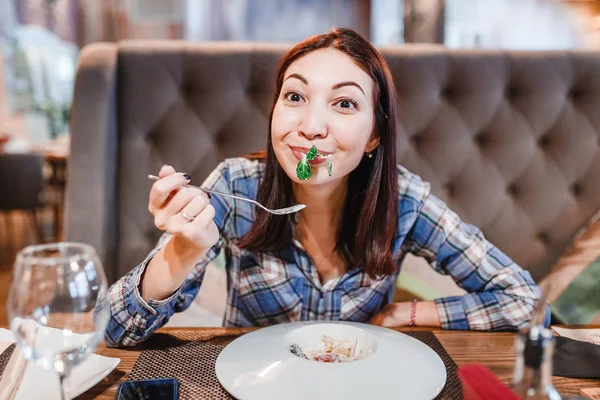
[296,145,333,180]
[289,335,373,363]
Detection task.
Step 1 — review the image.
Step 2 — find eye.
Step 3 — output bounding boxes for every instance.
[335,98,358,110]
[284,91,304,103]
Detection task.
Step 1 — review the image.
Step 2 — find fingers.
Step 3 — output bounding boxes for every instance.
[160,187,205,220]
[172,191,211,229]
[148,166,219,250]
[158,164,177,179]
[187,202,216,231]
[182,204,217,244]
[149,171,191,211]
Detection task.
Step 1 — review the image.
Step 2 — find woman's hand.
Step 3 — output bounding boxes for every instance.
[371,301,442,328]
[148,165,219,252]
[140,165,220,302]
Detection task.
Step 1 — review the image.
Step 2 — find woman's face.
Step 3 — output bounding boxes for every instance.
[271,48,378,186]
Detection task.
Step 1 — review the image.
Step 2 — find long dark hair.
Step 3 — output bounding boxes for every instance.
[238,28,398,277]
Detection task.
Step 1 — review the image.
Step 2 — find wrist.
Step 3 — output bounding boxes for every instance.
[415,300,443,327]
[408,298,418,327]
[142,236,209,301]
[171,235,211,258]
[163,235,210,282]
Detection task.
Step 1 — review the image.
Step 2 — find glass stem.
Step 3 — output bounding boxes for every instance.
[58,372,69,400]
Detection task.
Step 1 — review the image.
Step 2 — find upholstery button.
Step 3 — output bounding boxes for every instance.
[507,183,519,197]
[538,135,551,149]
[571,183,583,197]
[506,86,519,100]
[441,87,455,99]
[411,135,421,147]
[475,134,488,148]
[568,87,581,101]
[182,84,194,95]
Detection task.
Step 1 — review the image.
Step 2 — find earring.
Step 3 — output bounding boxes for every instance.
[366,152,373,159]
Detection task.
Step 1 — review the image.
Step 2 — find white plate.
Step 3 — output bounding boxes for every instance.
[216,321,446,400]
[0,328,120,400]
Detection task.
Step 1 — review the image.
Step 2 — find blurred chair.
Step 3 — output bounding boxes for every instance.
[0,153,45,246]
[66,41,600,291]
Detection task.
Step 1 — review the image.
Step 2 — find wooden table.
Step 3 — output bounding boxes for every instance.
[32,138,69,241]
[42,152,67,241]
[79,327,600,399]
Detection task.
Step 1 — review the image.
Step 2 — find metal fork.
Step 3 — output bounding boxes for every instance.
[0,343,16,380]
[148,175,306,215]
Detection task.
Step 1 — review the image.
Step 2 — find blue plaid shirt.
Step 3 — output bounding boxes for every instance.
[105,158,544,347]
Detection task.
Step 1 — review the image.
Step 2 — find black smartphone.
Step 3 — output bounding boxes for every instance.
[114,378,179,400]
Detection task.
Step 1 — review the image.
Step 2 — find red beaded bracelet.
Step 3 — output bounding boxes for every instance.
[408,298,417,327]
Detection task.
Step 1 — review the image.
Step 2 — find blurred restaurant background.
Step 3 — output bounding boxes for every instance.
[2,0,600,327]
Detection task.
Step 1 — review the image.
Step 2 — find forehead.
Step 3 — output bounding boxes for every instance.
[284,48,373,89]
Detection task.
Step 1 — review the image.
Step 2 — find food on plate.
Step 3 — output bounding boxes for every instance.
[289,335,372,363]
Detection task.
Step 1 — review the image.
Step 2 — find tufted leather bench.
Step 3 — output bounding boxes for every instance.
[65,41,600,284]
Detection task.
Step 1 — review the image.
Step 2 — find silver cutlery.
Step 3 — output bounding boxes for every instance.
[147,175,306,215]
[0,343,16,380]
[289,343,309,359]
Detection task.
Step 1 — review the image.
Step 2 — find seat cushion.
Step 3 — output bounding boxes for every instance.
[395,253,466,302]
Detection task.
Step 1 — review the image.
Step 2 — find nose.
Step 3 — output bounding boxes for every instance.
[298,104,328,139]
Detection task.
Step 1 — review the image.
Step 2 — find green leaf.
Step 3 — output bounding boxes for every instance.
[327,159,333,177]
[296,156,312,180]
[306,145,318,161]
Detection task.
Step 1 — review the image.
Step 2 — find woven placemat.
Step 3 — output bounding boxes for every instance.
[128,329,463,399]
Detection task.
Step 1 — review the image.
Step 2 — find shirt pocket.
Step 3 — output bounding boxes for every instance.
[338,272,390,322]
[236,254,304,326]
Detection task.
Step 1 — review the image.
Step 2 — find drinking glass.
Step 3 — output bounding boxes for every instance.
[7,242,110,400]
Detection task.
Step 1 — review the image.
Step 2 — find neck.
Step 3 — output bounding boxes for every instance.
[293,178,347,235]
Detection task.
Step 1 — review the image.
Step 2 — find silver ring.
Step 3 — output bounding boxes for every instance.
[180,211,195,222]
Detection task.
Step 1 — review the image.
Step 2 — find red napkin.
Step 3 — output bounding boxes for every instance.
[458,363,520,400]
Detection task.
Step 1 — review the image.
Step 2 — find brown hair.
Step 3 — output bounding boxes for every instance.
[238,28,398,277]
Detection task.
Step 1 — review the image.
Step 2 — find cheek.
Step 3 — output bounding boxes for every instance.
[271,103,299,140]
[333,116,373,151]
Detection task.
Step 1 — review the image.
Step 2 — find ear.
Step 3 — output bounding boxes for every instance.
[365,134,380,153]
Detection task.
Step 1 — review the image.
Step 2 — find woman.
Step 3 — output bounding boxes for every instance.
[105,28,546,347]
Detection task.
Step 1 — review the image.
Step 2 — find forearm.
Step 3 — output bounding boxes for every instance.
[435,290,547,331]
[404,182,547,331]
[105,238,212,348]
[140,235,209,302]
[436,247,544,330]
[372,300,441,328]
[413,300,442,327]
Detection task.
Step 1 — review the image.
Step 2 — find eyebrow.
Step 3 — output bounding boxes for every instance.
[284,73,366,97]
[332,81,365,97]
[284,73,308,85]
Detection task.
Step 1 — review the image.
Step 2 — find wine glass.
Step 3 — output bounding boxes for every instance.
[7,242,110,400]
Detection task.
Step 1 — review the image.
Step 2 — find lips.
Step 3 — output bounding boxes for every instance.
[289,146,332,165]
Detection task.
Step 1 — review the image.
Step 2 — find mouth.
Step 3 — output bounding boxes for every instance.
[289,146,332,165]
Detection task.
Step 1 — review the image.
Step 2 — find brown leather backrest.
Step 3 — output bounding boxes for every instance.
[66,41,600,283]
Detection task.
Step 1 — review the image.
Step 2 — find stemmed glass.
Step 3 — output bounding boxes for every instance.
[7,242,110,400]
